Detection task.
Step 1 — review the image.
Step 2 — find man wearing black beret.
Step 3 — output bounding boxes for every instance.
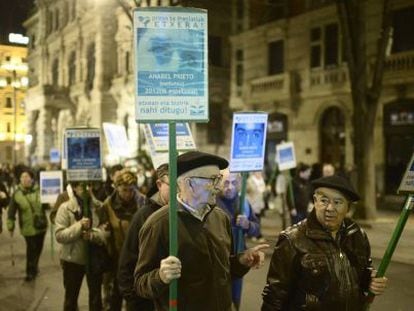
[262,175,388,310]
[134,151,268,311]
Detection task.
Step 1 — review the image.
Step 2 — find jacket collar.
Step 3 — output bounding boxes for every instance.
[305,209,359,241]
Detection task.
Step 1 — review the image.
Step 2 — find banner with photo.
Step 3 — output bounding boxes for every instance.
[229,112,268,172]
[65,128,102,181]
[276,142,297,171]
[134,7,208,122]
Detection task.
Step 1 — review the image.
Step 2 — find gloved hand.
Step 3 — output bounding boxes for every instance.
[159,256,182,284]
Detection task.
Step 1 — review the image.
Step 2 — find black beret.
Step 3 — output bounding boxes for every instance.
[311,175,360,202]
[177,151,228,177]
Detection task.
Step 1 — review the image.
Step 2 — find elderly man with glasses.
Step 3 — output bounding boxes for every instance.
[134,151,268,311]
[262,175,388,311]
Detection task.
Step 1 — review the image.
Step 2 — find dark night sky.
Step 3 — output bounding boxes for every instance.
[0,0,35,44]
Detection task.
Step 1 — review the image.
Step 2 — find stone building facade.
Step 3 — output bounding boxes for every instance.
[229,0,414,194]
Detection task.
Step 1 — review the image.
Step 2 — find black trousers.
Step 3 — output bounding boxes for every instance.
[24,232,46,277]
[61,260,103,311]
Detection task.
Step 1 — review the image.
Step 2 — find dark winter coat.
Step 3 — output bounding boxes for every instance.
[262,210,372,311]
[134,203,250,311]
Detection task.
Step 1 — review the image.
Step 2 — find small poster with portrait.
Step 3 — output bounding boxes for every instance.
[65,128,102,181]
[276,142,297,171]
[229,112,268,172]
[49,148,60,164]
[40,170,63,204]
[134,7,208,122]
[398,153,414,194]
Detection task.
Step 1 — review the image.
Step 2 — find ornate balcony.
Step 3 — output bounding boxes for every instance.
[383,51,414,84]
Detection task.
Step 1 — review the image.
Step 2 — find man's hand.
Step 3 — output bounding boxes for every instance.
[239,244,269,269]
[159,256,182,284]
[80,217,90,230]
[236,215,250,230]
[369,269,388,295]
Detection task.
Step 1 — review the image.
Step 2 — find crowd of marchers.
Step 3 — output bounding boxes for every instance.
[0,154,387,311]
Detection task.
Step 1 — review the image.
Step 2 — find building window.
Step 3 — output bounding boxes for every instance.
[265,0,288,22]
[54,9,60,30]
[86,43,96,91]
[170,0,179,5]
[68,51,76,85]
[6,97,12,108]
[47,10,53,34]
[52,59,59,85]
[235,49,243,87]
[71,0,77,21]
[237,0,244,19]
[7,123,11,132]
[268,40,284,75]
[6,77,12,85]
[6,56,11,61]
[310,23,341,69]
[209,36,222,66]
[392,6,414,53]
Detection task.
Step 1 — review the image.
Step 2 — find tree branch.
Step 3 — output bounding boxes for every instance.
[369,0,392,103]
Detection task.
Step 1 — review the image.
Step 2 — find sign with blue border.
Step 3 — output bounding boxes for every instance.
[276,142,297,171]
[49,148,60,164]
[65,128,102,181]
[134,7,208,122]
[40,170,63,204]
[229,112,268,172]
[147,123,196,151]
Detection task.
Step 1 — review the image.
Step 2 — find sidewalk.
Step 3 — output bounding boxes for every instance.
[255,207,414,265]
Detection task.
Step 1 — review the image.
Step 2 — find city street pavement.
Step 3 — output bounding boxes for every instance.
[1,204,414,310]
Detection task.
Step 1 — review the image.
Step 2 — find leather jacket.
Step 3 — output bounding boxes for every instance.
[262,210,372,311]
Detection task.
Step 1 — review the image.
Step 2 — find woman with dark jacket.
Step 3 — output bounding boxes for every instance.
[7,168,48,281]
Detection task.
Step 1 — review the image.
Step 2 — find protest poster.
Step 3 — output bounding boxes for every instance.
[147,123,196,151]
[276,142,297,171]
[229,112,268,172]
[102,123,131,157]
[398,153,414,193]
[134,7,208,122]
[65,128,102,181]
[40,171,63,204]
[143,124,169,169]
[49,148,60,164]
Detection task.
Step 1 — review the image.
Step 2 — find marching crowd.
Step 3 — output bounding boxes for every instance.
[0,152,388,311]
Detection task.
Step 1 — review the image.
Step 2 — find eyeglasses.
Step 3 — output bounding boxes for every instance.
[190,174,223,188]
[314,193,347,210]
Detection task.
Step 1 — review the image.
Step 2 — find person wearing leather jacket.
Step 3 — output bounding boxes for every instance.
[262,175,388,311]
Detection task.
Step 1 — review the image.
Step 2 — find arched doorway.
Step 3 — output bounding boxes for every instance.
[319,106,345,170]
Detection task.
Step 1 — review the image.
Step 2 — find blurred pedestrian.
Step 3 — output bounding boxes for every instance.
[246,171,267,243]
[322,163,336,177]
[118,163,169,311]
[216,168,261,310]
[262,175,388,310]
[55,181,107,311]
[7,168,48,281]
[101,169,146,310]
[287,163,312,224]
[0,181,10,233]
[134,151,268,311]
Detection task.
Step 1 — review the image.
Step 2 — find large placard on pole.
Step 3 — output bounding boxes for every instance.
[229,112,268,172]
[40,171,63,204]
[103,123,131,157]
[134,7,208,122]
[398,153,414,194]
[65,128,102,181]
[276,142,297,171]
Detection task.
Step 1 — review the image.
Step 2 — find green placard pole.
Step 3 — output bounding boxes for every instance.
[82,182,90,273]
[363,194,414,310]
[236,172,249,253]
[168,122,178,311]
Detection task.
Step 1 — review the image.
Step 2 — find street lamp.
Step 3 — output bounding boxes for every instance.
[12,70,18,166]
